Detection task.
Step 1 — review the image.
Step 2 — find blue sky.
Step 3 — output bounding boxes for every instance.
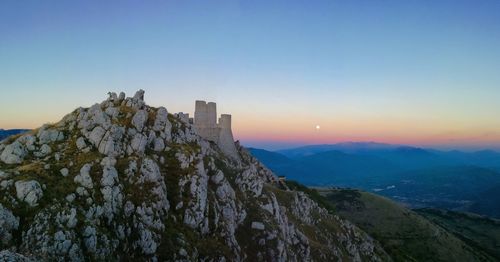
[1,0,500,150]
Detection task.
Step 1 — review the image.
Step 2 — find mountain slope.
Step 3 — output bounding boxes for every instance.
[320,188,498,261]
[277,142,397,158]
[416,208,500,260]
[248,148,294,167]
[0,91,389,261]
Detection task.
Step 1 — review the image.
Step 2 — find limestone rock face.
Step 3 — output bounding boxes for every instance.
[132,110,148,132]
[15,180,43,206]
[0,90,390,261]
[0,250,33,262]
[0,204,19,246]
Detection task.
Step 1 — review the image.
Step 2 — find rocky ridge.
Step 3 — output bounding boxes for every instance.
[0,90,389,261]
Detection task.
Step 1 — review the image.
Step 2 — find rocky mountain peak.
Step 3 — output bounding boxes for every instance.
[0,90,388,261]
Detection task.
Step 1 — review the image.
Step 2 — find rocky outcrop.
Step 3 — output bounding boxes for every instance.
[0,250,33,262]
[0,90,390,261]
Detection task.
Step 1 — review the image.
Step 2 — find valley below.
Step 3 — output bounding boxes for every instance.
[250,143,500,219]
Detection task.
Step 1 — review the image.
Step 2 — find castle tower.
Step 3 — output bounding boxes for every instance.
[193,101,239,161]
[218,114,231,129]
[194,100,208,127]
[207,102,217,127]
[217,114,239,159]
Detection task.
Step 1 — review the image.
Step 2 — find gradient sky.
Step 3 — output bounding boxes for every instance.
[1,0,500,150]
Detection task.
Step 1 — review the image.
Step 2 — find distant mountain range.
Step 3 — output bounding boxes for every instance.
[249,142,500,218]
[0,129,30,141]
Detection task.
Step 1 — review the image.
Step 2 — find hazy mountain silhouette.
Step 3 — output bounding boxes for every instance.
[249,143,500,218]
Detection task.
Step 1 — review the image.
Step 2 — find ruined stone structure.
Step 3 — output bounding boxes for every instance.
[193,100,239,160]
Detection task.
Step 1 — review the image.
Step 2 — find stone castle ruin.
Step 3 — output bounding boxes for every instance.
[192,100,239,160]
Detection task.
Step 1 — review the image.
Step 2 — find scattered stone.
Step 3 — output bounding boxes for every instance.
[39,144,52,156]
[251,222,265,230]
[76,137,87,150]
[66,194,75,203]
[60,168,69,177]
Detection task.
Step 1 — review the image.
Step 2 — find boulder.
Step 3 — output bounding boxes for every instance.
[15,180,43,206]
[0,141,27,164]
[34,144,52,157]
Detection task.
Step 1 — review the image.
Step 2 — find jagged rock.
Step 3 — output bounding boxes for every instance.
[15,180,43,206]
[153,107,171,134]
[107,92,118,102]
[183,161,209,234]
[97,125,124,156]
[100,165,122,222]
[130,133,147,154]
[236,164,264,197]
[133,89,145,101]
[74,164,93,189]
[132,110,148,132]
[118,92,125,101]
[87,126,106,148]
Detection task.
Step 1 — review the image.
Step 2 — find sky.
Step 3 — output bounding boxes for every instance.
[1,0,500,151]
